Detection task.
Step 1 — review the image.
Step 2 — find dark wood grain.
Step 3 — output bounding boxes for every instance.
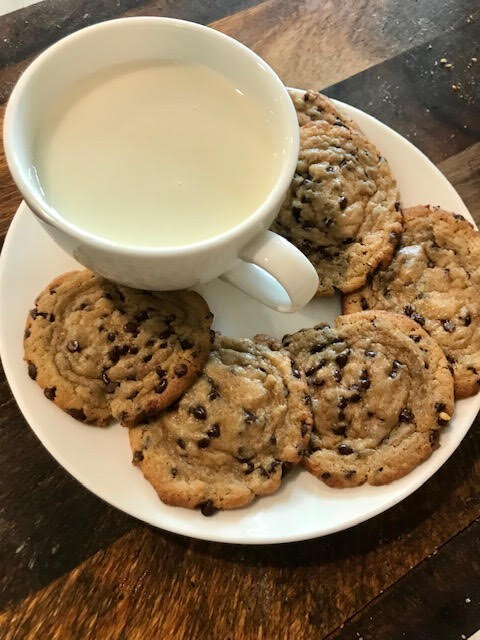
[325,18,480,164]
[0,1,479,639]
[0,362,136,610]
[213,0,479,91]
[331,517,480,640]
[0,404,479,638]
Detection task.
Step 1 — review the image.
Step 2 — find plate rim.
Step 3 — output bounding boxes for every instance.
[1,91,478,544]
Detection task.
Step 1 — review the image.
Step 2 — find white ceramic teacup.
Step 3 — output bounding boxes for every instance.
[4,17,319,312]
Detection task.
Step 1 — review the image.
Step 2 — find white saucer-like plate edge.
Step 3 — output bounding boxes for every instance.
[0,95,479,545]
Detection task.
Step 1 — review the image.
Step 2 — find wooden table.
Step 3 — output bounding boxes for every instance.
[0,2,479,638]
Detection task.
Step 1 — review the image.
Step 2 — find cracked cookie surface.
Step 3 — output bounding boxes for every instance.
[343,206,480,398]
[129,335,312,512]
[282,311,454,487]
[24,270,213,425]
[271,119,402,296]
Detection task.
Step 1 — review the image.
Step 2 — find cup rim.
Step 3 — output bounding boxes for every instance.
[3,16,299,257]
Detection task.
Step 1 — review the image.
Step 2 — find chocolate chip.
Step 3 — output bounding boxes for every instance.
[174,364,188,378]
[429,430,440,446]
[49,288,56,295]
[78,303,88,311]
[437,416,449,426]
[180,339,193,350]
[244,409,257,424]
[24,328,31,339]
[118,344,128,356]
[124,321,138,334]
[103,291,113,300]
[304,394,312,406]
[333,369,342,383]
[269,434,277,446]
[67,408,87,421]
[66,339,80,353]
[399,407,414,423]
[338,397,348,410]
[176,438,186,449]
[365,350,377,358]
[441,319,455,333]
[306,362,325,376]
[155,379,168,394]
[159,328,174,340]
[243,461,255,475]
[389,360,402,379]
[344,470,356,479]
[207,423,221,438]
[435,402,446,413]
[292,206,301,223]
[127,390,139,400]
[171,467,178,478]
[394,201,400,211]
[146,339,155,347]
[335,352,349,369]
[427,260,435,268]
[359,369,370,390]
[156,367,167,378]
[106,332,116,343]
[49,314,55,322]
[135,310,149,323]
[342,237,355,245]
[27,362,37,380]
[143,354,153,363]
[164,314,176,324]
[198,500,217,516]
[333,425,347,436]
[109,346,121,363]
[310,344,326,354]
[404,305,414,317]
[321,472,331,479]
[409,334,421,342]
[197,438,210,449]
[258,466,270,478]
[412,312,425,326]
[324,217,334,227]
[189,405,207,420]
[291,360,301,378]
[326,165,335,172]
[128,346,138,355]
[208,389,220,401]
[339,196,348,210]
[463,314,472,326]
[338,444,353,455]
[44,387,56,400]
[453,213,465,221]
[350,393,361,402]
[132,450,144,463]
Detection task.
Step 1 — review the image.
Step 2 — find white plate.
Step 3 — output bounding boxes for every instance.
[1,96,479,545]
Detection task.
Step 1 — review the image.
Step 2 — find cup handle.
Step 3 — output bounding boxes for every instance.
[220,230,319,313]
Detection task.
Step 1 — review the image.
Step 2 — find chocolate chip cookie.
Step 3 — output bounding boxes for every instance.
[288,89,360,130]
[282,311,454,487]
[343,206,480,398]
[129,335,312,512]
[271,119,402,296]
[24,270,213,425]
